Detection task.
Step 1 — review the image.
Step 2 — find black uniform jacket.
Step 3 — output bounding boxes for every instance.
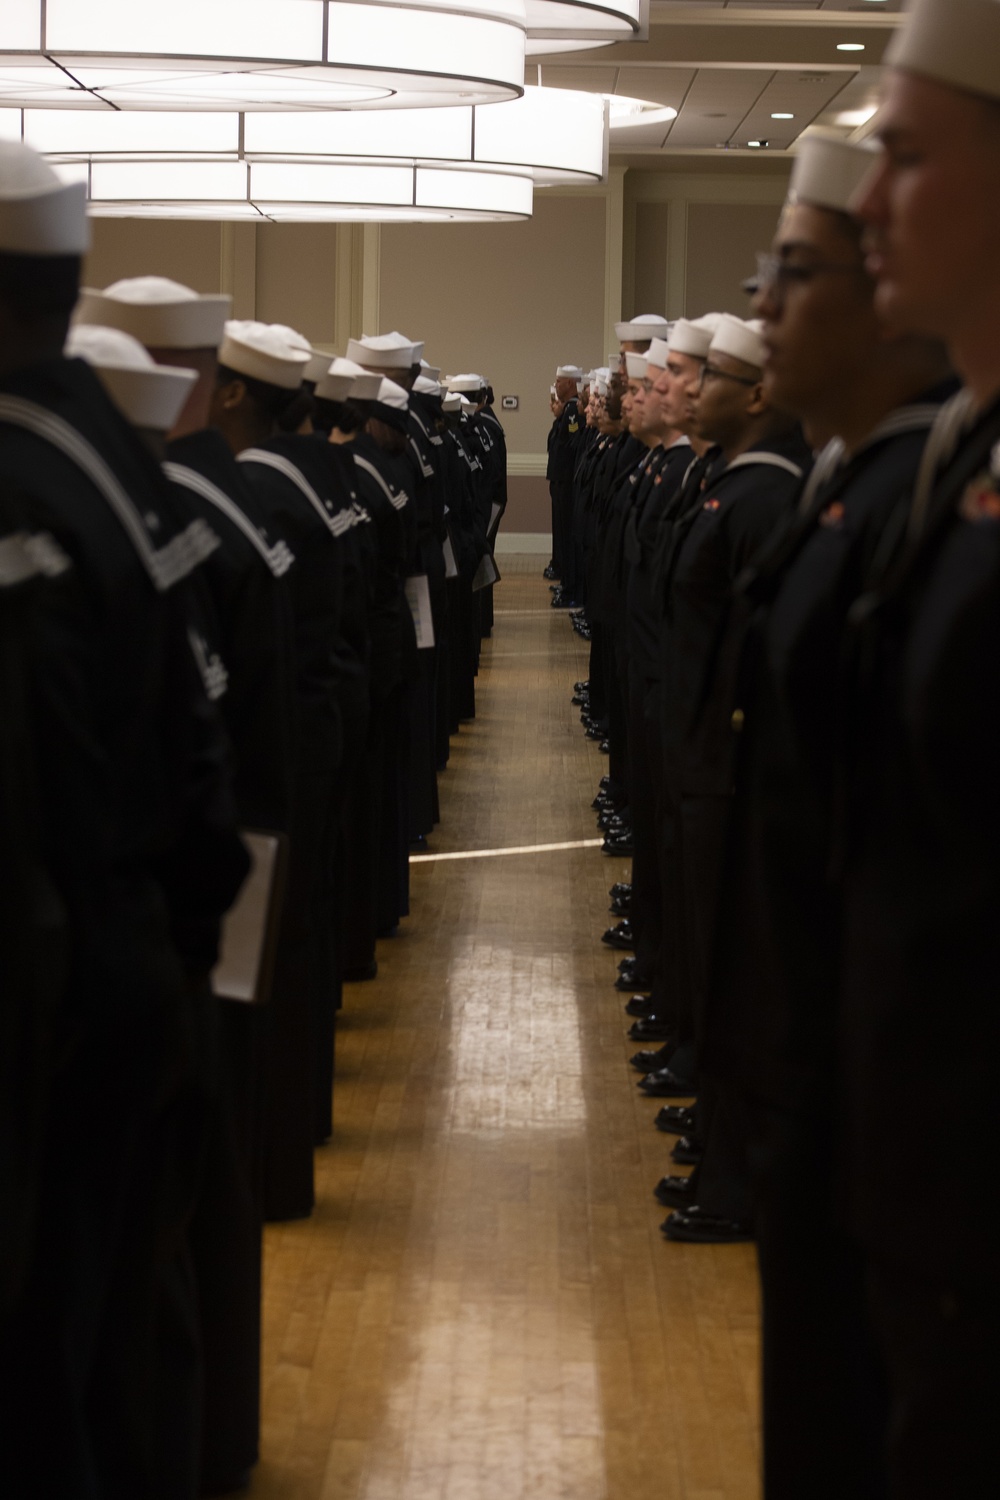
[348,430,414,692]
[704,391,952,1119]
[585,432,644,623]
[546,399,583,483]
[0,356,249,982]
[837,388,1000,1282]
[591,439,655,628]
[236,435,348,776]
[623,439,693,683]
[659,429,812,797]
[405,399,448,601]
[164,427,298,833]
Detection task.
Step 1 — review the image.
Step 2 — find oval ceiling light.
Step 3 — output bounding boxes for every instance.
[0,0,528,111]
[12,84,607,189]
[606,94,677,130]
[523,0,643,55]
[52,157,534,221]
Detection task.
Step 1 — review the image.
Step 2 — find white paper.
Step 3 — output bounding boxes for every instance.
[212,832,281,1005]
[404,573,436,649]
[472,552,500,592]
[442,533,459,579]
[489,501,503,538]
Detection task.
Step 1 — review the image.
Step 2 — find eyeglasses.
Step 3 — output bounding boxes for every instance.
[743,251,868,300]
[699,362,760,389]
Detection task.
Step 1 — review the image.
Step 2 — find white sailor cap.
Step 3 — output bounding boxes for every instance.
[347,368,385,401]
[442,390,463,413]
[75,276,230,349]
[446,373,487,393]
[65,324,197,432]
[345,331,418,369]
[219,320,311,390]
[0,140,89,257]
[788,130,880,216]
[645,336,672,370]
[414,373,443,396]
[420,359,442,382]
[624,352,648,380]
[887,0,1000,106]
[315,356,368,403]
[615,313,671,343]
[668,317,718,360]
[372,376,410,430]
[593,366,611,396]
[303,348,336,385]
[709,314,766,372]
[556,364,584,380]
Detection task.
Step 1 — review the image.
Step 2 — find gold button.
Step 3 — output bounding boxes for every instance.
[731,708,745,733]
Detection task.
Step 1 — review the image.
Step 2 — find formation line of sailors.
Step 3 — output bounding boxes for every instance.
[0,136,507,1498]
[546,0,1000,1493]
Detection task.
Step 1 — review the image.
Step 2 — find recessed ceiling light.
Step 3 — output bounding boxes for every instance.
[835,105,879,128]
[837,43,866,51]
[747,140,763,149]
[771,112,794,120]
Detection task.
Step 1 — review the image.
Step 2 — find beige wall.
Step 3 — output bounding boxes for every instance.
[631,200,671,321]
[379,194,608,458]
[623,165,791,322]
[255,223,339,345]
[86,219,224,293]
[685,201,783,320]
[79,166,791,535]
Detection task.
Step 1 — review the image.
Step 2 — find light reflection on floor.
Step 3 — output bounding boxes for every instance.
[441,936,589,1133]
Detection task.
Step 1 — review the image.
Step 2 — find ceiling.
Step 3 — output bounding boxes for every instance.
[533,3,901,170]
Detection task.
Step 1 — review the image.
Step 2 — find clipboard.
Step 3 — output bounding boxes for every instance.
[211,830,288,1006]
[404,573,436,649]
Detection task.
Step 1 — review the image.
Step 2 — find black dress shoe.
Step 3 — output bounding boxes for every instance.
[601,921,634,951]
[624,993,656,1018]
[571,692,589,707]
[586,725,606,742]
[638,1066,697,1098]
[616,955,647,978]
[671,1135,703,1166]
[629,1050,677,1074]
[549,583,560,592]
[661,1207,753,1244]
[614,969,651,993]
[599,739,610,753]
[629,1047,672,1074]
[599,774,611,789]
[602,834,634,855]
[654,1104,697,1135]
[654,1174,695,1208]
[575,680,590,692]
[609,897,631,918]
[609,881,631,898]
[552,595,580,609]
[627,1016,675,1042]
[544,564,557,580]
[342,959,378,982]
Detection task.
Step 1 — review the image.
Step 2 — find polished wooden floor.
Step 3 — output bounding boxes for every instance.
[254,555,761,1500]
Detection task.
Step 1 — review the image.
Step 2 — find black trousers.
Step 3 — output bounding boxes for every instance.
[550,479,574,581]
[747,1103,889,1500]
[0,954,209,1499]
[263,766,335,1221]
[627,668,663,978]
[866,1258,1000,1500]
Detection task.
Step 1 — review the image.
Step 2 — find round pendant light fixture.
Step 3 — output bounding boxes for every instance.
[0,0,528,111]
[53,157,536,221]
[0,81,606,221]
[523,0,643,56]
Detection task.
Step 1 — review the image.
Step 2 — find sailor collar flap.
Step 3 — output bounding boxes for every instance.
[0,393,218,592]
